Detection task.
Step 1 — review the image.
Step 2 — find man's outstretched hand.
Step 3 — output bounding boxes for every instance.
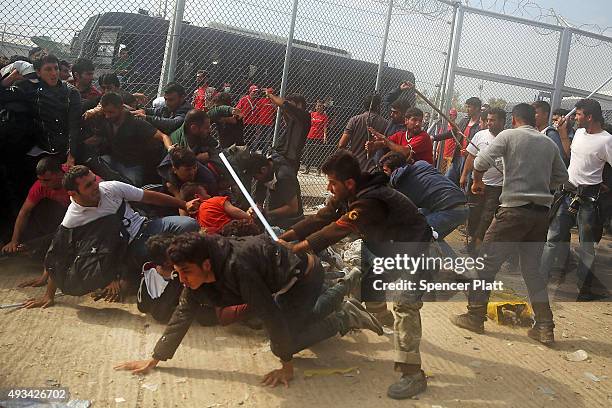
[114,359,159,375]
[262,361,294,388]
[22,294,54,309]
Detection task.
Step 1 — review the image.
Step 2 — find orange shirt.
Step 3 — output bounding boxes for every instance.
[197,196,232,234]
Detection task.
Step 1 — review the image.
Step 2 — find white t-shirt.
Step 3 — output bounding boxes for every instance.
[466,129,504,187]
[568,128,612,187]
[62,181,146,242]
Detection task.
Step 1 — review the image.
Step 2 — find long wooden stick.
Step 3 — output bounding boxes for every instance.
[406,82,503,175]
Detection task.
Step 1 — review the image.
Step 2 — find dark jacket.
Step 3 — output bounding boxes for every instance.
[383,87,416,112]
[145,100,191,134]
[291,172,432,252]
[9,79,81,155]
[152,234,303,362]
[390,161,466,212]
[271,101,311,171]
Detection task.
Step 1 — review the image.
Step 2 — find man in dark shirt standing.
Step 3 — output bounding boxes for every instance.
[265,89,311,172]
[279,151,433,400]
[244,153,304,229]
[339,94,388,172]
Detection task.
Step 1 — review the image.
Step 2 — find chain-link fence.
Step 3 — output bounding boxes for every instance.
[3,0,612,206]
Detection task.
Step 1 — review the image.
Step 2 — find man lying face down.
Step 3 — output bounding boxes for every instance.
[115,232,382,387]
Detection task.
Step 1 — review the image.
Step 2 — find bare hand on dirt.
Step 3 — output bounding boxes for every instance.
[1,241,23,254]
[22,294,54,309]
[114,359,159,375]
[262,361,294,388]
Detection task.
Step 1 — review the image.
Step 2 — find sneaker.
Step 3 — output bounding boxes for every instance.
[387,370,427,399]
[527,326,554,345]
[449,313,484,334]
[340,298,384,335]
[337,267,361,296]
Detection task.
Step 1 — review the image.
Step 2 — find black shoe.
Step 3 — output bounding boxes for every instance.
[527,326,554,345]
[450,313,484,334]
[576,291,609,302]
[387,370,427,399]
[340,298,384,335]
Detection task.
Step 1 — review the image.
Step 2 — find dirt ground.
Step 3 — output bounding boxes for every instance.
[1,234,612,408]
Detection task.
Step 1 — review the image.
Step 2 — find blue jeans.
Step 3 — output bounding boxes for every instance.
[540,196,597,292]
[127,216,200,279]
[102,155,147,187]
[420,205,468,258]
[445,155,464,186]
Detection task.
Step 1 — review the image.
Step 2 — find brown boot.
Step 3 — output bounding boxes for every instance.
[450,313,484,334]
[527,326,554,345]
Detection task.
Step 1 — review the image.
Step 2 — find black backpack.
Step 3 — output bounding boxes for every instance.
[45,201,131,296]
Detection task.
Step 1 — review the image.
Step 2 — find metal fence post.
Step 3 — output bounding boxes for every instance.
[158,0,186,96]
[443,4,464,119]
[375,0,394,92]
[272,0,300,146]
[550,27,572,120]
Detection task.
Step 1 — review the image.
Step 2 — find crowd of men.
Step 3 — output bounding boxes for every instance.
[1,48,611,400]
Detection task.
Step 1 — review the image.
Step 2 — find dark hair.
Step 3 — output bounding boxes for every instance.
[71,58,95,76]
[164,82,186,96]
[379,151,407,173]
[363,94,381,112]
[33,54,59,71]
[511,103,536,127]
[59,60,70,69]
[99,73,120,88]
[243,153,270,176]
[184,109,210,129]
[488,107,507,122]
[170,146,197,168]
[122,92,137,107]
[167,232,211,265]
[35,156,63,176]
[180,181,207,201]
[146,233,176,266]
[62,165,90,192]
[405,107,424,119]
[286,93,306,108]
[220,219,263,237]
[465,97,482,109]
[553,108,569,117]
[532,100,551,115]
[575,98,604,124]
[390,99,409,114]
[100,92,123,107]
[212,92,232,106]
[321,150,362,182]
[28,47,44,58]
[480,110,489,122]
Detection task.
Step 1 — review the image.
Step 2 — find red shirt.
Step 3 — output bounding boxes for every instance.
[197,196,232,234]
[306,111,328,140]
[26,164,72,207]
[255,98,276,126]
[443,124,457,158]
[193,85,217,111]
[235,95,259,125]
[389,130,433,164]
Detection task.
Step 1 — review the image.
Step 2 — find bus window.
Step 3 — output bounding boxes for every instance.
[95,26,120,68]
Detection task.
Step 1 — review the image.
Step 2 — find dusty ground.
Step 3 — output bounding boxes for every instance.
[1,233,612,408]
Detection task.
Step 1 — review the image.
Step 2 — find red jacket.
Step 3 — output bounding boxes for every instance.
[255,98,276,126]
[235,95,259,125]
